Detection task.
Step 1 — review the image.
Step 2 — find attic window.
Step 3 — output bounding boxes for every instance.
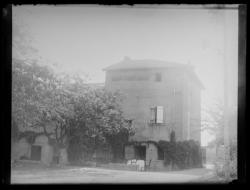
[155,73,162,82]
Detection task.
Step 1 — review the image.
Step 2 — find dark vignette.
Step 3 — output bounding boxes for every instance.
[0,2,247,189]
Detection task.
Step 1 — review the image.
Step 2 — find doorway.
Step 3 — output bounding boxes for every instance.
[30,145,42,161]
[134,146,146,160]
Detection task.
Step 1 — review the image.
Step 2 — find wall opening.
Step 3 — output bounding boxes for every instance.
[30,145,42,161]
[135,146,146,160]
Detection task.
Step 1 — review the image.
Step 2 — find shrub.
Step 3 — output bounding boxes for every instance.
[214,140,237,180]
[158,139,202,170]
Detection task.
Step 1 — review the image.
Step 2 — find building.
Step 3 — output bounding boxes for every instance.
[104,57,204,169]
[11,122,68,166]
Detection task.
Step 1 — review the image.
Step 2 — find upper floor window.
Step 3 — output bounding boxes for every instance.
[155,73,162,82]
[150,106,164,124]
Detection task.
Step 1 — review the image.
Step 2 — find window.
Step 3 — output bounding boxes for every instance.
[155,73,162,82]
[150,106,164,124]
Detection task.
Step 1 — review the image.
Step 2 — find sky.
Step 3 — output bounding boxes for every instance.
[13,5,239,146]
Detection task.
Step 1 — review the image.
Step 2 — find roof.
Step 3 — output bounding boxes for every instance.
[103,57,185,71]
[103,57,204,89]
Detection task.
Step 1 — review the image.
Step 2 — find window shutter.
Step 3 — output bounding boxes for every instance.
[156,106,164,123]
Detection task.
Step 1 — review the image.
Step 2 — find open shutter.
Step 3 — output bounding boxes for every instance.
[156,106,164,123]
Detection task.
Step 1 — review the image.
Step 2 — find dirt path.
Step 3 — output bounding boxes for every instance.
[11,166,215,184]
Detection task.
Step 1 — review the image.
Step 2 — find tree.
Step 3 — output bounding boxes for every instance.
[201,99,224,149]
[12,58,133,164]
[67,87,134,163]
[12,59,55,134]
[12,58,77,163]
[201,99,237,179]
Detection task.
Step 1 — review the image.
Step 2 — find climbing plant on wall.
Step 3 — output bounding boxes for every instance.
[158,135,202,170]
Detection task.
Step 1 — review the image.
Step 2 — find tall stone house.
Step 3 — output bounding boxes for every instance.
[104,57,204,169]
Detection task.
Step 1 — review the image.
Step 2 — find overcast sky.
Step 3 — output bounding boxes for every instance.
[13,5,238,146]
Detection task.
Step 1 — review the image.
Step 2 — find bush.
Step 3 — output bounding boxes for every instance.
[214,141,237,180]
[158,139,202,170]
[229,141,237,179]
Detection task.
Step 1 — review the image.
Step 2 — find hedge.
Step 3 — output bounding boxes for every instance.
[158,139,202,169]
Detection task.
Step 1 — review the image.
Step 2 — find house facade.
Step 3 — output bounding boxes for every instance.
[104,57,204,169]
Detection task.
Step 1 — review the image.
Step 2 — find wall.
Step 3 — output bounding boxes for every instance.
[124,145,135,160]
[145,143,158,164]
[124,143,171,170]
[33,135,53,165]
[59,148,68,164]
[105,68,189,142]
[12,138,31,160]
[11,135,54,165]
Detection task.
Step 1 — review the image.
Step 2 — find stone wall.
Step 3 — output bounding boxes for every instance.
[59,148,68,165]
[105,68,202,142]
[145,143,158,164]
[124,143,172,171]
[11,135,54,165]
[11,138,31,160]
[33,135,54,165]
[124,145,135,160]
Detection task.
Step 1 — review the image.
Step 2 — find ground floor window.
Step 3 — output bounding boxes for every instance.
[30,145,42,161]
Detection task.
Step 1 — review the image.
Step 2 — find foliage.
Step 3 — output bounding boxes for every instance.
[229,140,237,179]
[11,118,19,142]
[202,100,237,180]
[12,17,134,164]
[12,58,133,163]
[214,140,237,180]
[201,99,224,148]
[12,59,72,148]
[158,133,202,170]
[67,88,134,163]
[18,131,42,144]
[12,59,53,131]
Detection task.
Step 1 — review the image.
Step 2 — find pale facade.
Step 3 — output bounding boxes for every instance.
[104,57,204,169]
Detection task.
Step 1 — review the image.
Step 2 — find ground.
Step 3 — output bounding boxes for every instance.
[11,162,225,184]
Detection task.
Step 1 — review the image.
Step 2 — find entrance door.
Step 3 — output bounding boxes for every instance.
[30,145,42,161]
[135,146,146,160]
